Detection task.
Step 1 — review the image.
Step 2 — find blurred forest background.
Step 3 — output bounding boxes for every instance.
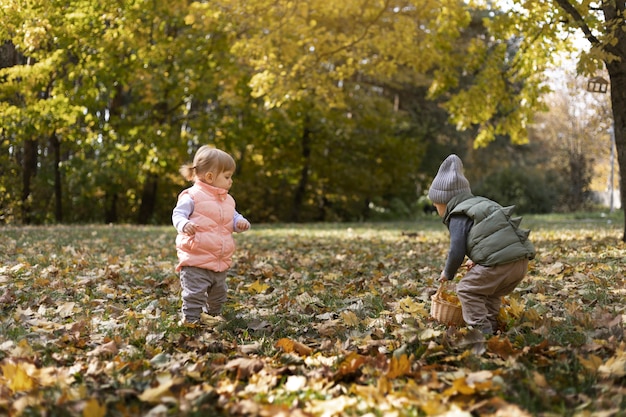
[0,0,620,225]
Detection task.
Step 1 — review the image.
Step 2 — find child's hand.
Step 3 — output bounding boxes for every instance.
[465,260,475,270]
[182,222,198,235]
[438,272,448,282]
[236,219,250,232]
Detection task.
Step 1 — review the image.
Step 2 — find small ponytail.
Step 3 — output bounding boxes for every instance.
[179,164,195,182]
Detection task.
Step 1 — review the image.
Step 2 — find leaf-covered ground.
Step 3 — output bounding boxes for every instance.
[1,215,625,417]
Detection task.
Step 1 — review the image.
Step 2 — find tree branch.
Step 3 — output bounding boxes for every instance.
[553,0,601,45]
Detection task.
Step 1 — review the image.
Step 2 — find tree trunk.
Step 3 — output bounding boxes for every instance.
[137,173,158,224]
[603,0,626,241]
[554,0,626,240]
[21,139,37,224]
[607,64,626,242]
[50,132,63,222]
[104,192,118,224]
[291,118,312,222]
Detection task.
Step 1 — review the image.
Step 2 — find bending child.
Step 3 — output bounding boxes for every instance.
[428,154,535,335]
[172,146,250,325]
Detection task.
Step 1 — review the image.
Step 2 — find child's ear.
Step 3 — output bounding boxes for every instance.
[204,172,214,183]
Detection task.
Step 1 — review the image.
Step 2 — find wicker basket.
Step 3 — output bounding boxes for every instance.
[430,283,464,326]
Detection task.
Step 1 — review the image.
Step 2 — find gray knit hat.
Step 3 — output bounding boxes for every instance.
[427,154,471,204]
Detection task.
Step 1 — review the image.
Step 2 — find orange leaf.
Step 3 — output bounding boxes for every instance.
[336,352,367,379]
[487,336,520,359]
[274,338,313,356]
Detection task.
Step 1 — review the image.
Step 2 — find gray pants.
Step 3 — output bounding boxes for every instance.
[456,259,529,334]
[179,266,227,321]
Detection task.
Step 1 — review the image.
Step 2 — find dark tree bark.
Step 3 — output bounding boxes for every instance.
[606,65,626,242]
[50,133,63,222]
[555,0,626,241]
[21,139,37,224]
[104,192,118,224]
[291,117,312,222]
[137,173,158,224]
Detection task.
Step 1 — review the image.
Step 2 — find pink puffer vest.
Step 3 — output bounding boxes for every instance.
[175,181,236,272]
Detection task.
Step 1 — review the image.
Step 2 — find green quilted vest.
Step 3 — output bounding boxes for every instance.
[444,193,536,266]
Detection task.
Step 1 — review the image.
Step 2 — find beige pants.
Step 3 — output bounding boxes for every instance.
[456,258,529,334]
[179,266,227,321]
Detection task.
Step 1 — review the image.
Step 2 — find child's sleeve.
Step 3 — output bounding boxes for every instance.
[172,194,194,232]
[442,215,472,279]
[233,210,249,232]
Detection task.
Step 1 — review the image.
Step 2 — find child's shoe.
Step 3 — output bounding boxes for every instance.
[178,317,200,327]
[200,313,226,327]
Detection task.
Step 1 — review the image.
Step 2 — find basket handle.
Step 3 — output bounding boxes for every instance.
[434,280,450,298]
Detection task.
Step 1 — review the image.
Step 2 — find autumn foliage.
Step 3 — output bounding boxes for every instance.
[1,217,625,416]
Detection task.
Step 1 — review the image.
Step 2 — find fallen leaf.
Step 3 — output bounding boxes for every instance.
[340,310,360,327]
[275,338,313,356]
[248,279,270,294]
[598,350,626,378]
[224,357,265,380]
[284,375,307,392]
[138,377,182,403]
[88,340,118,357]
[386,354,411,379]
[83,398,106,417]
[2,361,35,393]
[578,354,603,373]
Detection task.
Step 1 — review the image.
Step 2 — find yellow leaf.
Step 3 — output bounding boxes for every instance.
[377,375,392,395]
[386,354,411,379]
[398,297,427,315]
[248,279,269,294]
[598,350,626,378]
[340,310,360,327]
[578,354,603,373]
[83,398,106,417]
[444,377,475,396]
[2,362,35,393]
[138,377,180,403]
[506,297,525,318]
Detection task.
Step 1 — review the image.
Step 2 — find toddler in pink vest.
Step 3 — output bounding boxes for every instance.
[172,146,250,325]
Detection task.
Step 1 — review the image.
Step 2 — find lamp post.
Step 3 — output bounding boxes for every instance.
[586,76,615,213]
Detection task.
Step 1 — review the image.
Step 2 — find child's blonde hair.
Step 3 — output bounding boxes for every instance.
[180,146,236,182]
